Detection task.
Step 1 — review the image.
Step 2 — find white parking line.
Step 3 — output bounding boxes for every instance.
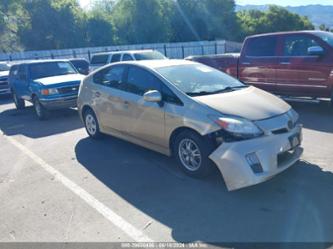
[2,133,153,242]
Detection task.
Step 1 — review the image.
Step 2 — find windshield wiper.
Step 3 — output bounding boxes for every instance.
[187,85,248,96]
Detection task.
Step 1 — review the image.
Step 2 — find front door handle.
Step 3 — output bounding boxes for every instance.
[95,91,101,97]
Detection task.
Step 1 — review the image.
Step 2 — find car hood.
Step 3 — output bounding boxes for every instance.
[0,71,9,78]
[34,74,85,86]
[193,86,290,121]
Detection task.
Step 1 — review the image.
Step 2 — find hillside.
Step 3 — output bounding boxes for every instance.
[236,4,333,29]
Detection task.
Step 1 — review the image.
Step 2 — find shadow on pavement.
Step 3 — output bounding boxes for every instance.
[75,136,333,244]
[0,106,83,138]
[289,101,333,133]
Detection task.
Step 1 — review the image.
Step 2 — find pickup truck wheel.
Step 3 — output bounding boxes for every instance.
[12,91,25,110]
[33,97,49,120]
[83,109,102,139]
[173,130,215,178]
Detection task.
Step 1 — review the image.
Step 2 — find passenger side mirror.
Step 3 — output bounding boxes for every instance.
[307,46,324,56]
[143,90,162,103]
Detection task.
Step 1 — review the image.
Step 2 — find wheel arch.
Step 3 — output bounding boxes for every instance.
[169,127,203,156]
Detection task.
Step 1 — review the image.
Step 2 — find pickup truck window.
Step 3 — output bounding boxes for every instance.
[283,35,320,56]
[29,62,77,80]
[314,32,333,47]
[0,63,10,72]
[246,36,277,57]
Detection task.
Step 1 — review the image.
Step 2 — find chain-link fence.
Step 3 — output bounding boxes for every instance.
[0,40,242,62]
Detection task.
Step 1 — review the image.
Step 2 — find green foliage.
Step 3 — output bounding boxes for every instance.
[0,0,318,52]
[237,5,314,40]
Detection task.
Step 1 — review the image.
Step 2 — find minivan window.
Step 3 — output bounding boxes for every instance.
[246,36,277,57]
[122,54,134,61]
[125,66,160,96]
[156,64,244,96]
[314,32,333,47]
[134,51,166,60]
[90,54,109,64]
[283,35,320,56]
[29,62,77,80]
[111,54,121,63]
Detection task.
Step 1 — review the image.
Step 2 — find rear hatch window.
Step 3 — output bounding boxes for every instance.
[90,54,109,65]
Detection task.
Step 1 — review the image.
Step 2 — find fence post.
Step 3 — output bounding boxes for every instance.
[163,44,167,57]
[181,45,185,58]
[201,45,204,55]
[215,41,218,55]
[88,50,91,61]
[73,50,76,58]
[9,55,12,61]
[51,53,54,59]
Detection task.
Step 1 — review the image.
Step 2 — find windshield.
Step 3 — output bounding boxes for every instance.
[29,62,77,80]
[134,51,166,60]
[156,64,245,96]
[0,63,10,72]
[314,32,333,47]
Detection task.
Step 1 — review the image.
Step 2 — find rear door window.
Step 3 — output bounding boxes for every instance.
[283,35,321,56]
[90,54,109,65]
[246,36,278,57]
[93,65,126,90]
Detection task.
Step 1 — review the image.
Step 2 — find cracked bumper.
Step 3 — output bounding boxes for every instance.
[209,125,303,191]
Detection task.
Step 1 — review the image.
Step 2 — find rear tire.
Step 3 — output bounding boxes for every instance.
[33,97,49,120]
[12,91,25,110]
[83,108,102,139]
[173,130,216,178]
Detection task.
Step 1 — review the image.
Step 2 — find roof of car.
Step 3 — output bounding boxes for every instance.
[247,30,329,39]
[9,59,70,66]
[91,50,155,57]
[114,59,197,69]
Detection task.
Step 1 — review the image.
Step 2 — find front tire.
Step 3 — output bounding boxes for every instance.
[12,91,25,110]
[173,130,216,178]
[33,97,49,120]
[83,108,102,139]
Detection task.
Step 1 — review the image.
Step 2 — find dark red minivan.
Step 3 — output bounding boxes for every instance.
[187,31,333,104]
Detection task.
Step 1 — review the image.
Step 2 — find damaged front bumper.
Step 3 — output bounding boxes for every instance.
[209,124,303,191]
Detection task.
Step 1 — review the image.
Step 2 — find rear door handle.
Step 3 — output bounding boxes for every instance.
[95,91,101,97]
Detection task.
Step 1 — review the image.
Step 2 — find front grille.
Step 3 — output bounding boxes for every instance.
[57,85,79,94]
[0,77,8,86]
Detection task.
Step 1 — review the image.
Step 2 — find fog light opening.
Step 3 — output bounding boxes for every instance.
[246,152,263,173]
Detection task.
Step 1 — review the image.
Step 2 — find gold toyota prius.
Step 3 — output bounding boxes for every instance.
[77,60,303,191]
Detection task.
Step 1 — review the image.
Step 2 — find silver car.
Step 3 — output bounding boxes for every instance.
[77,60,303,191]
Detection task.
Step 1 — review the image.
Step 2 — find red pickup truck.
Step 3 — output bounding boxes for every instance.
[187,31,333,104]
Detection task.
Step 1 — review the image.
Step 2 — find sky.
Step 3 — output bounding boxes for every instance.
[78,0,333,8]
[236,0,333,6]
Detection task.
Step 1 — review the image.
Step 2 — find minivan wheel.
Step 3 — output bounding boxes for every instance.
[83,109,102,139]
[12,91,25,110]
[173,130,215,178]
[33,97,49,120]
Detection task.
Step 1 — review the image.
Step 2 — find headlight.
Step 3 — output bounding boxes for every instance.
[209,115,263,139]
[41,88,59,95]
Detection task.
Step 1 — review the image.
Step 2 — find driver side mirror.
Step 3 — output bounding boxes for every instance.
[308,46,325,56]
[143,90,162,103]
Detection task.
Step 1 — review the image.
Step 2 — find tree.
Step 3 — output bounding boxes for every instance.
[18,0,86,50]
[170,0,239,42]
[111,0,173,44]
[237,5,314,40]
